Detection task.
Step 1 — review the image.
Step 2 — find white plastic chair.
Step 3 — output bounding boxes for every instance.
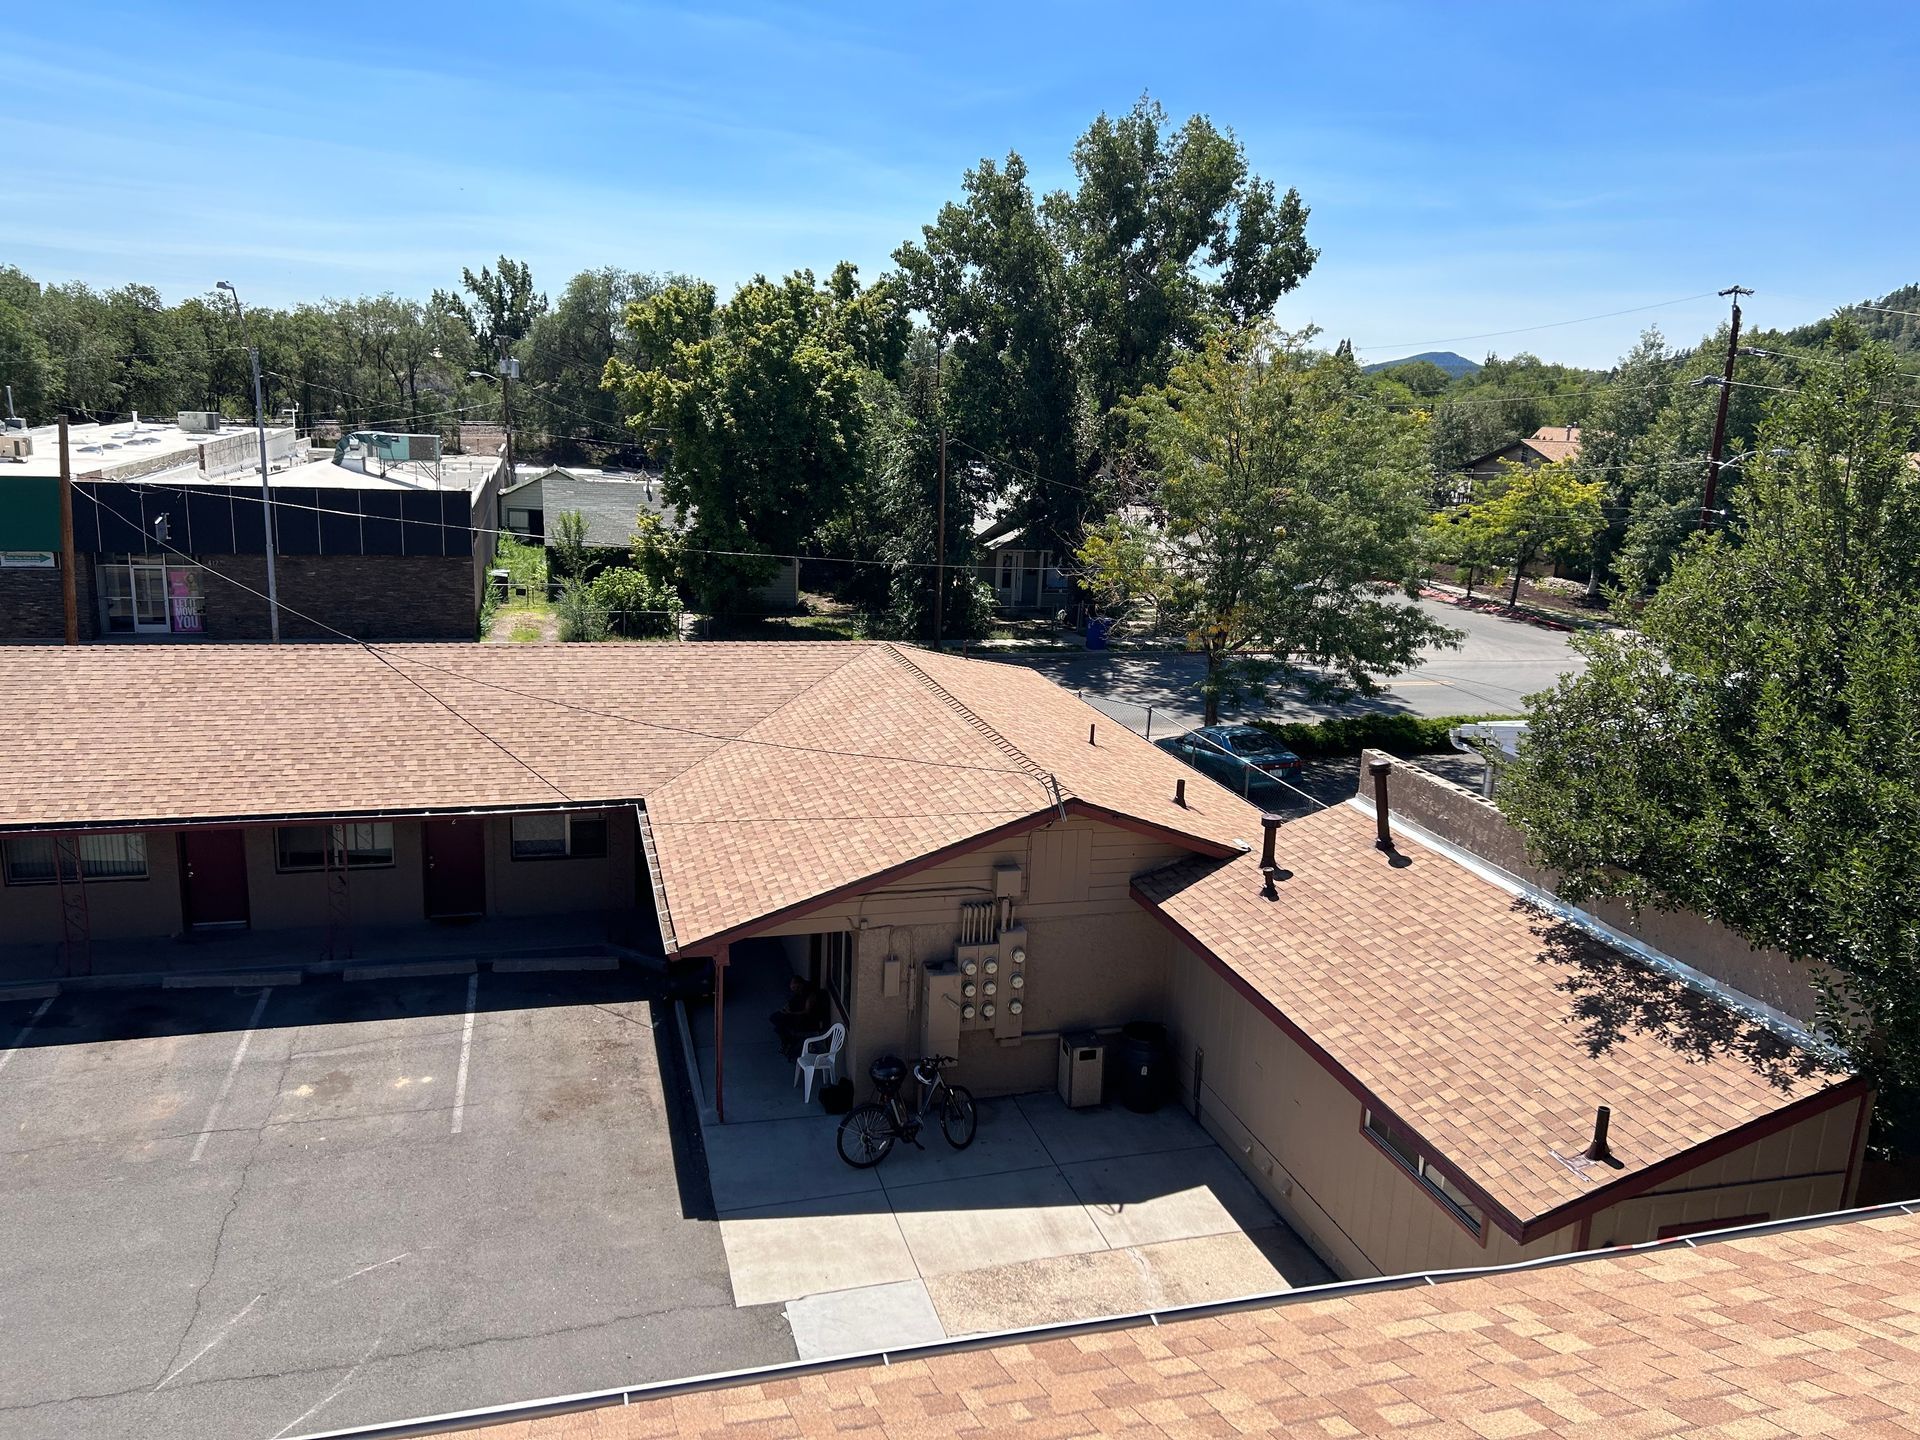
[794,1022,846,1104]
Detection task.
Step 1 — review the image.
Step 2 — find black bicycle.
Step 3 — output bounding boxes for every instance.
[836,1054,976,1168]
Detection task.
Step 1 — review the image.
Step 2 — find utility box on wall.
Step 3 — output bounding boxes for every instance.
[920,959,962,1058]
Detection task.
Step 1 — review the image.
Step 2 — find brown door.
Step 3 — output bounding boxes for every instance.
[180,829,250,929]
[423,818,486,919]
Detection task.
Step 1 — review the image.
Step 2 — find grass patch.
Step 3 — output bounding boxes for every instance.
[1251,712,1509,758]
[508,621,544,643]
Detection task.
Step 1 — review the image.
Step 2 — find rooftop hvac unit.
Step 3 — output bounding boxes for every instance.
[0,434,32,460]
[177,410,223,434]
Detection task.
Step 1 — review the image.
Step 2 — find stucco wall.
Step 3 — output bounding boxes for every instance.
[752,815,1188,1098]
[0,809,633,952]
[0,833,184,941]
[1362,750,1826,1023]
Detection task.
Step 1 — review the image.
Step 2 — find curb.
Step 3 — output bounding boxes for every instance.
[344,960,478,982]
[162,971,303,989]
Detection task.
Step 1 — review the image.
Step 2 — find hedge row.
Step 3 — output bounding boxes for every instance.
[1250,712,1508,758]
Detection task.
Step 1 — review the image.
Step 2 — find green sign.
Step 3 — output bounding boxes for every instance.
[0,477,62,551]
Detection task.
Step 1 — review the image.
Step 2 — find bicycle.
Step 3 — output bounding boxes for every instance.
[836,1054,976,1168]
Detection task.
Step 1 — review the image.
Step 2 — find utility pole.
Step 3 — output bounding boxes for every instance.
[1700,285,1754,532]
[498,344,517,487]
[218,281,282,641]
[932,341,947,649]
[58,417,78,645]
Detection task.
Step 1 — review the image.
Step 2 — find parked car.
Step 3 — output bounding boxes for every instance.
[1159,725,1305,797]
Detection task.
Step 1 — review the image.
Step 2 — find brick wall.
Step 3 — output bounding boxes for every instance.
[0,562,97,640]
[195,553,479,639]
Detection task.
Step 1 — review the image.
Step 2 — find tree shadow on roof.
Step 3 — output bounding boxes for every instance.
[1523,905,1834,1092]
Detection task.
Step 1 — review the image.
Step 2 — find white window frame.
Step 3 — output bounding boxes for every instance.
[3,833,149,886]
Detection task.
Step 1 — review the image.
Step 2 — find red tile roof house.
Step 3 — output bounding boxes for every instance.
[0,641,1870,1284]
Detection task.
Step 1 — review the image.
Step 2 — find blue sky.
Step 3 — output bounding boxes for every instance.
[4,1,1915,367]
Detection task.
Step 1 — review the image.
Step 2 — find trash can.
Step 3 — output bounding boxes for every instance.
[1119,1021,1170,1113]
[1085,615,1112,651]
[1057,1031,1104,1108]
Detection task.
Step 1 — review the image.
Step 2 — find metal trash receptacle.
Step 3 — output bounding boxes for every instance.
[1058,1030,1104,1108]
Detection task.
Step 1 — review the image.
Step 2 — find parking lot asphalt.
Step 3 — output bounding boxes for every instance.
[0,968,794,1440]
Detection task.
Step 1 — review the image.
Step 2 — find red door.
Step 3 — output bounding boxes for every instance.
[423,818,486,919]
[180,829,250,929]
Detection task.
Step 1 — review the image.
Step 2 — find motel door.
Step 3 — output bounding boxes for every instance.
[180,829,250,929]
[423,818,487,919]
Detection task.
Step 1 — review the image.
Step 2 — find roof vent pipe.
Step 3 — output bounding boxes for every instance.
[1368,757,1394,850]
[1088,723,1096,746]
[1584,1105,1612,1163]
[1259,814,1281,871]
[1174,777,1186,808]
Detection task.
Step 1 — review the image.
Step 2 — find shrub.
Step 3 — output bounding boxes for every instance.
[587,566,684,638]
[554,578,610,642]
[1250,712,1507,758]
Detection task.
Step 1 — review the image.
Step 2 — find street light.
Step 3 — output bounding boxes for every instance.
[216,281,281,643]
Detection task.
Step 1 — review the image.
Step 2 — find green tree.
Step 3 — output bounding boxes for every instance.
[1447,458,1605,605]
[1076,326,1460,725]
[0,301,55,421]
[587,565,682,638]
[603,269,888,611]
[523,268,685,461]
[1500,340,1920,1090]
[447,256,546,362]
[548,509,591,581]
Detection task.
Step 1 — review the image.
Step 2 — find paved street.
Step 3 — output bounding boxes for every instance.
[994,596,1589,739]
[0,970,791,1440]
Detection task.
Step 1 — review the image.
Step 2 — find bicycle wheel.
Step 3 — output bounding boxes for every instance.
[837,1103,896,1168]
[939,1085,977,1150]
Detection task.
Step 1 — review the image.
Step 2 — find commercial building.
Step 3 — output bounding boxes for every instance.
[0,641,1865,1283]
[0,414,505,640]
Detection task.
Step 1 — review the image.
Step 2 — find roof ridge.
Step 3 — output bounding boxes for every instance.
[880,645,1066,813]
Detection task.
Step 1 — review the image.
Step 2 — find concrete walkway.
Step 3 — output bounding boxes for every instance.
[697,1089,1331,1360]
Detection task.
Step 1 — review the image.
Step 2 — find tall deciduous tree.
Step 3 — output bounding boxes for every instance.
[603,268,898,610]
[895,96,1316,557]
[1500,341,1920,1091]
[1076,326,1459,725]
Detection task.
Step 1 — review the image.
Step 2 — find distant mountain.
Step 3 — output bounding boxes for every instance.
[1362,350,1482,378]
[1783,283,1919,353]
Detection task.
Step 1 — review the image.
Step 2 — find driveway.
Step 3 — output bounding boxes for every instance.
[996,596,1589,736]
[0,969,790,1440]
[698,1092,1331,1359]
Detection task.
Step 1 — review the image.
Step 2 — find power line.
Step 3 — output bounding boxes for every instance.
[71,487,575,804]
[85,486,1056,794]
[1351,292,1723,356]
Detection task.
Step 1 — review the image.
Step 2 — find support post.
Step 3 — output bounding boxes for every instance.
[52,835,92,977]
[712,945,729,1124]
[58,417,78,645]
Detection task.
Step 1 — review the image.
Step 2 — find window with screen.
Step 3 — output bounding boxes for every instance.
[274,823,395,872]
[4,833,148,885]
[510,813,608,860]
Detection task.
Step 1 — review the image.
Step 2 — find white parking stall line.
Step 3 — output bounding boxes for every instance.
[189,989,273,1164]
[0,996,54,1076]
[451,972,478,1135]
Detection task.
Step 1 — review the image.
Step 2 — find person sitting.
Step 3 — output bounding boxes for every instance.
[770,977,829,1060]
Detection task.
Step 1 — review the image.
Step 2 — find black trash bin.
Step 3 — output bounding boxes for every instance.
[1119,1021,1170,1113]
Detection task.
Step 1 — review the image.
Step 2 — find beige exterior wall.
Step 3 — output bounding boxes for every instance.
[0,835,185,941]
[1585,1092,1866,1247]
[1363,751,1828,1023]
[1163,928,1867,1280]
[0,808,635,948]
[752,815,1189,1098]
[1163,936,1581,1279]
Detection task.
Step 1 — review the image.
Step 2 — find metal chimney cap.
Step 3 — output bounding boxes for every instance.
[1367,757,1394,776]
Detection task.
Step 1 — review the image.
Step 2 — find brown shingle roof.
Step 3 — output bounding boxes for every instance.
[0,641,1256,950]
[1133,803,1848,1229]
[433,1207,1920,1439]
